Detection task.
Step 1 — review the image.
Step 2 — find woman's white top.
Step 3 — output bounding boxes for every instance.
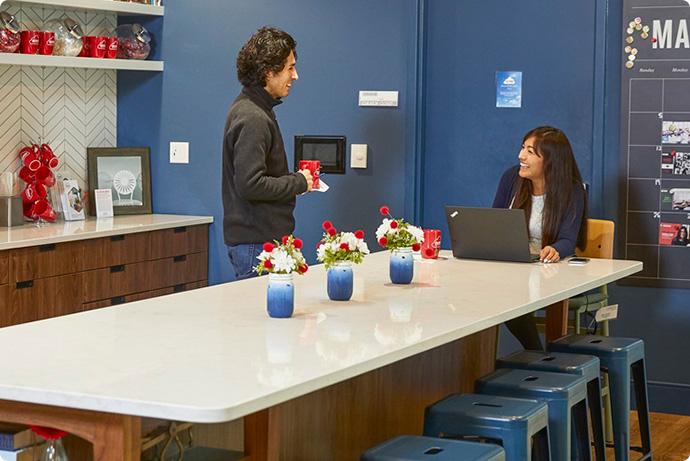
[529,194,545,254]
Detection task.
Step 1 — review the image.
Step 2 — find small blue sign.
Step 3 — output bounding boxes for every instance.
[496,71,522,108]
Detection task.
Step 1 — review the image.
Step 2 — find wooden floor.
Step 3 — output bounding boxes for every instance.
[611,412,690,460]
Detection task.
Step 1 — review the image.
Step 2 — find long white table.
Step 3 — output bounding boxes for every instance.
[0,251,641,460]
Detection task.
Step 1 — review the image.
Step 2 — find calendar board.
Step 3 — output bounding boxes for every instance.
[620,0,690,288]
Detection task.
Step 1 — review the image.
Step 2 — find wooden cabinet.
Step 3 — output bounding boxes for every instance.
[0,224,209,328]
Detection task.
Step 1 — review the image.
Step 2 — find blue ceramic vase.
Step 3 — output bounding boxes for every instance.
[389,248,414,284]
[327,262,353,301]
[267,274,294,318]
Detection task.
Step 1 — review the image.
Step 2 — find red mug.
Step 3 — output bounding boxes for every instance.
[28,199,56,222]
[421,229,442,259]
[21,182,46,203]
[18,166,36,184]
[298,160,320,189]
[35,165,55,187]
[20,30,40,54]
[38,31,55,55]
[20,146,41,171]
[105,36,118,59]
[40,143,59,169]
[78,37,90,57]
[87,36,107,58]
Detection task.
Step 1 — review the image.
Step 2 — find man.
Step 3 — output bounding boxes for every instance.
[222,27,313,280]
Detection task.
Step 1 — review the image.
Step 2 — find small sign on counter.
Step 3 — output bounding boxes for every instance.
[94,188,114,218]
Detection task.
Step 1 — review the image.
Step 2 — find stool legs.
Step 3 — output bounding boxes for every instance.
[587,378,606,461]
[607,361,631,461]
[571,399,592,461]
[631,359,652,458]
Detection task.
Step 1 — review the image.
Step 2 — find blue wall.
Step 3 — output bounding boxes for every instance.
[421,0,690,414]
[118,0,419,285]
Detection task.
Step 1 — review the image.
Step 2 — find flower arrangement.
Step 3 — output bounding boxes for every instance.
[255,235,309,275]
[317,220,370,269]
[375,205,424,251]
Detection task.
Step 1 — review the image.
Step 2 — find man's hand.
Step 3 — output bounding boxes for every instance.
[298,169,313,192]
[539,245,560,263]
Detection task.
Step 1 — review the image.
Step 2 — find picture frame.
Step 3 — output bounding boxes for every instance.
[87,147,152,216]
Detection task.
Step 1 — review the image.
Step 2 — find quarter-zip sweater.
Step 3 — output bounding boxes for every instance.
[222,86,307,246]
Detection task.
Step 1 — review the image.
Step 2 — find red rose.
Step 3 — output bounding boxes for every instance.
[379,205,390,216]
[294,238,303,249]
[264,260,273,269]
[328,227,337,236]
[299,264,309,273]
[378,237,388,247]
[282,235,289,245]
[354,229,365,239]
[340,242,350,251]
[412,243,421,252]
[390,220,398,229]
[263,242,275,253]
[424,248,435,257]
[322,220,333,230]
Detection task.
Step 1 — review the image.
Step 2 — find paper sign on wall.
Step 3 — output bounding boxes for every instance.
[496,71,522,108]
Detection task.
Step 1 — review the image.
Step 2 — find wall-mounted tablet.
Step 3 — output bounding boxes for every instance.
[294,135,346,174]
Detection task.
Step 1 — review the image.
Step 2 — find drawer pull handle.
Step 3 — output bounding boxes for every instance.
[174,284,186,293]
[39,244,56,252]
[174,226,187,233]
[110,235,125,242]
[16,280,33,289]
[111,296,125,305]
[173,255,187,263]
[110,265,125,273]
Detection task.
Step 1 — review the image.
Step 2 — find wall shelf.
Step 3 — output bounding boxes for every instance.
[0,53,163,71]
[2,0,164,16]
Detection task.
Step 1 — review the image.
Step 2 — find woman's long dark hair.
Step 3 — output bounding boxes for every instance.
[512,126,588,251]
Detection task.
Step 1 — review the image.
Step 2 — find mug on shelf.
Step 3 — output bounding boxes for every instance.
[38,31,55,55]
[20,30,40,54]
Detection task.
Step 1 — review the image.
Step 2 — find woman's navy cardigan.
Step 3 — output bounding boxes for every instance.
[492,165,586,257]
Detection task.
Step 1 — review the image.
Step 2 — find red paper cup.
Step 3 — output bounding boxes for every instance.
[87,36,107,58]
[78,36,91,57]
[105,36,118,59]
[38,31,55,55]
[421,229,442,259]
[20,30,40,54]
[298,160,320,189]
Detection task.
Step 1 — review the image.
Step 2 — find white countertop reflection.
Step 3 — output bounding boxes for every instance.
[0,251,641,422]
[0,214,213,250]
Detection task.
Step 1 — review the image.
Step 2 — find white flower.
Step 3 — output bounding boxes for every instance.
[358,241,370,254]
[329,241,341,253]
[257,250,271,261]
[341,232,358,250]
[272,249,296,273]
[376,219,394,240]
[316,244,327,261]
[408,224,425,243]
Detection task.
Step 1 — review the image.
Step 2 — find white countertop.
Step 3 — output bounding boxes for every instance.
[0,251,641,422]
[0,214,213,251]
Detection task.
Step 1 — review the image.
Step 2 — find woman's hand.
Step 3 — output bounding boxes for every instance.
[540,245,560,263]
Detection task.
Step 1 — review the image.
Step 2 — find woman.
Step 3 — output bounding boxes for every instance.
[493,126,588,350]
[672,226,689,246]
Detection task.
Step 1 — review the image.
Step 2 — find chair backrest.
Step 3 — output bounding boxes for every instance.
[576,219,614,258]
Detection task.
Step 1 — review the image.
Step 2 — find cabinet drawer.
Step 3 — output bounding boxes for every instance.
[7,274,82,326]
[82,232,151,271]
[82,261,151,303]
[149,225,208,259]
[11,241,83,282]
[0,252,7,284]
[0,284,8,322]
[82,287,176,311]
[150,252,208,287]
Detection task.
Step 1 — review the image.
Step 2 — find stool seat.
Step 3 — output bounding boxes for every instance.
[361,435,505,461]
[549,335,644,362]
[477,369,590,461]
[424,393,550,461]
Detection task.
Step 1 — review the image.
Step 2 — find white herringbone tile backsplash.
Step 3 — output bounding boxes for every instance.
[0,4,117,186]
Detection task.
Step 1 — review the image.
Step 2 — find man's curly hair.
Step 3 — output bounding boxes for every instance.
[237,27,297,88]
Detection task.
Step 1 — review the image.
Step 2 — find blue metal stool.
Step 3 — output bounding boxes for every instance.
[423,393,550,461]
[497,350,606,460]
[361,435,505,460]
[476,369,590,461]
[549,335,652,461]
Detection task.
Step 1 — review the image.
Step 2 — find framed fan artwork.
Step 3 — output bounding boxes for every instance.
[87,147,152,216]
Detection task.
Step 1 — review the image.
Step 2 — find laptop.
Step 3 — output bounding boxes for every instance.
[445,206,540,263]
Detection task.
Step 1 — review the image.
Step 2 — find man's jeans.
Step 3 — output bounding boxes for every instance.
[228,243,263,280]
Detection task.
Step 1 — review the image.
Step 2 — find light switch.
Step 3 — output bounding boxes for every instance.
[170,142,189,164]
[351,144,367,169]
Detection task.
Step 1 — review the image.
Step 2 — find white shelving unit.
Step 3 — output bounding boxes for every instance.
[0,53,163,70]
[2,0,164,16]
